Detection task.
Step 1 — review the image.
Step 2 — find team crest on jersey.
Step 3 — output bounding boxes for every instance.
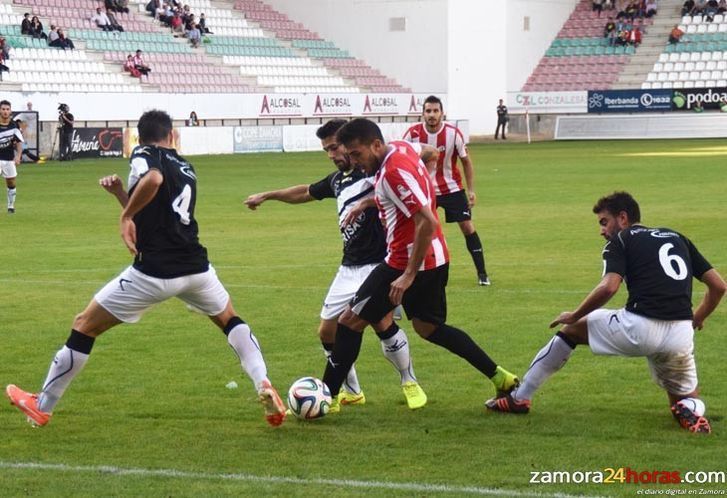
[180,165,197,181]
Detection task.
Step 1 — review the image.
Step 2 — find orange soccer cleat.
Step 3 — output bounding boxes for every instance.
[6,384,52,427]
[258,380,286,427]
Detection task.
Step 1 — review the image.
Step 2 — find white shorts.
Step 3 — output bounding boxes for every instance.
[94,265,230,323]
[0,160,17,179]
[587,308,697,395]
[320,263,379,320]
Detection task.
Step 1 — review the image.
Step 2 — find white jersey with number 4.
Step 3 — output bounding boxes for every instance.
[402,122,467,196]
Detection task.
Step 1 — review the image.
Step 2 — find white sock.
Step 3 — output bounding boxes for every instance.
[677,397,706,417]
[227,323,268,390]
[514,334,575,402]
[7,187,16,209]
[379,327,417,384]
[322,344,361,394]
[38,346,90,413]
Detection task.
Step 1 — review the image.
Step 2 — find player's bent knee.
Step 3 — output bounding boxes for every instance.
[412,318,437,338]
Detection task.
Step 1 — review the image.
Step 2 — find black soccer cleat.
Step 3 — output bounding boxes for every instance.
[7,208,14,214]
[478,273,491,286]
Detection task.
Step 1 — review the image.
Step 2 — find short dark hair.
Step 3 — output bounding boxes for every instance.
[315,119,347,140]
[423,95,443,110]
[593,191,641,223]
[0,100,11,108]
[336,118,384,147]
[138,110,173,144]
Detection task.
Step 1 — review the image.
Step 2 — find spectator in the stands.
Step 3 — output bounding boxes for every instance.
[47,25,59,44]
[184,13,196,31]
[187,111,199,126]
[29,16,47,40]
[49,29,75,50]
[158,2,172,23]
[26,102,32,111]
[593,0,604,16]
[0,44,9,79]
[124,54,141,77]
[0,37,10,60]
[91,8,114,31]
[669,24,685,43]
[719,0,727,13]
[624,1,640,20]
[170,10,184,36]
[187,23,201,47]
[198,13,211,34]
[604,17,616,37]
[105,0,129,14]
[681,0,695,15]
[107,9,125,31]
[628,24,642,45]
[133,49,151,76]
[20,13,31,35]
[704,0,719,20]
[644,0,657,17]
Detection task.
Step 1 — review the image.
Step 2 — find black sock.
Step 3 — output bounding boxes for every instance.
[426,324,497,377]
[465,231,487,275]
[375,322,399,341]
[66,329,95,354]
[321,340,334,354]
[322,324,363,397]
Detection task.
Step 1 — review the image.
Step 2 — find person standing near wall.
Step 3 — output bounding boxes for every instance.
[495,99,508,140]
[58,104,74,161]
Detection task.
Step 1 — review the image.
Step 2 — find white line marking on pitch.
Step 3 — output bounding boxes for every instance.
[0,461,600,498]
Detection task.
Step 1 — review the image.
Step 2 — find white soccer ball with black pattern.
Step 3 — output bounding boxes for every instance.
[287,377,332,420]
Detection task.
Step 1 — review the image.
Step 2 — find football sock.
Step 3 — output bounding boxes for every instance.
[425,324,498,377]
[37,330,95,413]
[321,340,361,394]
[465,232,487,276]
[322,324,363,397]
[224,317,268,390]
[376,324,417,384]
[7,187,16,209]
[514,332,575,402]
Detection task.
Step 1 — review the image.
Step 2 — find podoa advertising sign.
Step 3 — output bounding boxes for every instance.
[671,88,727,111]
[587,90,673,113]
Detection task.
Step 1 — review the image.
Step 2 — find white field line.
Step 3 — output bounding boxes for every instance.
[0,461,600,498]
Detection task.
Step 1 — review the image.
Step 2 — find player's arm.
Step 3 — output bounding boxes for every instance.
[692,269,727,330]
[99,174,129,207]
[549,272,622,328]
[389,207,437,305]
[460,155,476,207]
[244,184,312,210]
[119,169,163,256]
[14,138,23,166]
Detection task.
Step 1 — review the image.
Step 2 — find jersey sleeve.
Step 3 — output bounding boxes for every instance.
[13,126,24,143]
[402,126,414,141]
[602,234,627,277]
[308,172,336,200]
[380,162,429,218]
[454,128,467,158]
[128,147,162,190]
[684,236,713,278]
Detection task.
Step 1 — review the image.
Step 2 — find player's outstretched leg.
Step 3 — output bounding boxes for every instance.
[671,398,711,434]
[6,329,96,427]
[486,332,576,414]
[419,322,519,399]
[376,323,426,409]
[223,316,285,427]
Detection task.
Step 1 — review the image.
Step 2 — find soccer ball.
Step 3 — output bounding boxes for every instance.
[287,377,332,420]
[676,398,706,417]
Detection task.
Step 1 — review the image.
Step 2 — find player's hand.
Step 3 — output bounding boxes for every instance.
[342,201,365,226]
[389,272,415,306]
[549,311,577,328]
[14,156,21,166]
[468,191,476,208]
[244,193,265,210]
[99,174,124,195]
[120,216,138,256]
[692,317,704,331]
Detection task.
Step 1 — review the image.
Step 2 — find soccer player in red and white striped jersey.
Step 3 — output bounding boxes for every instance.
[321,118,519,411]
[403,95,490,286]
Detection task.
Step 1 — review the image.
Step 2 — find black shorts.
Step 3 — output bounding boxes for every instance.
[436,190,471,223]
[350,263,448,326]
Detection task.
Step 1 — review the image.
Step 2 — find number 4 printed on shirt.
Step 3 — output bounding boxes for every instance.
[172,184,192,225]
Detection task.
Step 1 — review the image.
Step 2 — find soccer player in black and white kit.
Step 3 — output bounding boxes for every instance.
[487,192,726,434]
[6,110,287,427]
[245,119,427,410]
[0,100,23,213]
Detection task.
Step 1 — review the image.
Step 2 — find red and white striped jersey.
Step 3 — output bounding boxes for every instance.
[402,122,468,196]
[374,140,449,271]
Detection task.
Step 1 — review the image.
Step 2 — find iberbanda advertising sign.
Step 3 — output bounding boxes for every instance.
[587,90,672,113]
[71,127,123,158]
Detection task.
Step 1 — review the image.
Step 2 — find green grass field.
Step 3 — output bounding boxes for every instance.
[1,139,726,497]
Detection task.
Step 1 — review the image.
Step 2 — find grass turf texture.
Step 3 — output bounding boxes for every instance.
[1,139,725,497]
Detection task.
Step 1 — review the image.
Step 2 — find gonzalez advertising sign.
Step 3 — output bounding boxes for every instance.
[507,91,587,114]
[72,127,123,158]
[587,90,672,113]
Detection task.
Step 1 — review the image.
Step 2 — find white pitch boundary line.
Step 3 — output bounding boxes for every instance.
[0,461,600,498]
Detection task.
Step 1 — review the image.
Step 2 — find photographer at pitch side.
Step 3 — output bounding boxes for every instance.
[58,103,74,161]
